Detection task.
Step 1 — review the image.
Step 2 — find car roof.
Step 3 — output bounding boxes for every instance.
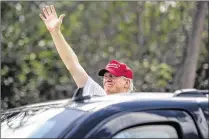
[70,93,207,111]
[2,92,208,114]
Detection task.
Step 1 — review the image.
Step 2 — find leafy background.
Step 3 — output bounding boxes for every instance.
[1,1,208,109]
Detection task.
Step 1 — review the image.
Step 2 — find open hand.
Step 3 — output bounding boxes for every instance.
[39,5,65,32]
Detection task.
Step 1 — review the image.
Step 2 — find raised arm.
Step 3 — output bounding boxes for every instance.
[39,5,88,87]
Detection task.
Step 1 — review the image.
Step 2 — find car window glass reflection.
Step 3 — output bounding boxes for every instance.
[113,125,178,138]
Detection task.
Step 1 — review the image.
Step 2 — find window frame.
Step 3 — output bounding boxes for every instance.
[85,109,200,139]
[112,122,180,138]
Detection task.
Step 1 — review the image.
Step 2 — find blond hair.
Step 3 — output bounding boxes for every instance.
[123,77,135,93]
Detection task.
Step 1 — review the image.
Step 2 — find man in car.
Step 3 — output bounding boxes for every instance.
[39,5,135,96]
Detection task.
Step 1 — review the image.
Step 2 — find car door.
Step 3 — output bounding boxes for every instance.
[85,109,201,139]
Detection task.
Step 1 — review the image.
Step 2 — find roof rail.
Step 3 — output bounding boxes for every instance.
[173,88,208,97]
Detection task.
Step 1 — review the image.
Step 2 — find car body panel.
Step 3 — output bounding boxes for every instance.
[63,97,208,139]
[1,93,208,139]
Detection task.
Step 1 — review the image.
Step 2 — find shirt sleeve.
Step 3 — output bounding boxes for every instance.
[83,76,107,96]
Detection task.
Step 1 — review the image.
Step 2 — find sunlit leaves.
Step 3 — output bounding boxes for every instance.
[1,1,207,109]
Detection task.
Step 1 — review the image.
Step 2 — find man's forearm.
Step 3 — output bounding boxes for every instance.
[50,31,88,87]
[50,31,78,70]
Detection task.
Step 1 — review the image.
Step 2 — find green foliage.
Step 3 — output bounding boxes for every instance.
[1,1,208,109]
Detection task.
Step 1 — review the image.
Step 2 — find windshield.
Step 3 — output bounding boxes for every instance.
[1,107,85,138]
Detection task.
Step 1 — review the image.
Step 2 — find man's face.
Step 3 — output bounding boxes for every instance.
[103,72,129,95]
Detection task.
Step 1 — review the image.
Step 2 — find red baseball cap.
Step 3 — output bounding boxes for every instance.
[98,60,133,79]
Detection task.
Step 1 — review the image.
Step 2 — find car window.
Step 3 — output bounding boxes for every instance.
[113,125,179,138]
[1,107,85,138]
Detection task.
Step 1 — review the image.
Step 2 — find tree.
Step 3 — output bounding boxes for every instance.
[180,2,207,89]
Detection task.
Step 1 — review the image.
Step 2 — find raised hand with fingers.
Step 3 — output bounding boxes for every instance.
[40,5,65,33]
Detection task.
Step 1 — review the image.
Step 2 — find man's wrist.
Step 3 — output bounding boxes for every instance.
[50,30,62,36]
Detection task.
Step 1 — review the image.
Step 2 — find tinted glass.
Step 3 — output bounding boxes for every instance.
[113,125,178,138]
